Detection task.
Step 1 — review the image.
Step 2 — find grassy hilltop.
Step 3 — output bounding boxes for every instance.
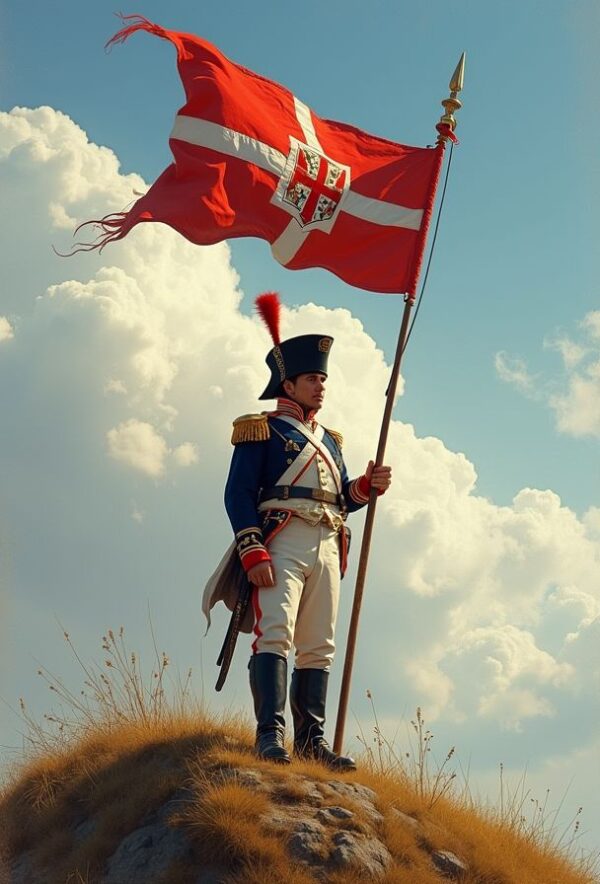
[0,630,597,884]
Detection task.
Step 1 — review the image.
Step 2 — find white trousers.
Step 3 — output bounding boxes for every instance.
[251,517,341,669]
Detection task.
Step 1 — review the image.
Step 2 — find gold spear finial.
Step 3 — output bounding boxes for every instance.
[437,52,466,144]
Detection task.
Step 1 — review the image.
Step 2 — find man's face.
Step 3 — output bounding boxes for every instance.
[284,372,327,411]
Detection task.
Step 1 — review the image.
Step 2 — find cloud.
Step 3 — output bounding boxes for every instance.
[1,104,599,809]
[173,442,199,467]
[550,376,600,438]
[107,419,169,478]
[496,312,600,438]
[494,351,537,396]
[546,334,587,370]
[548,314,600,437]
[444,624,573,732]
[561,615,600,694]
[0,317,14,341]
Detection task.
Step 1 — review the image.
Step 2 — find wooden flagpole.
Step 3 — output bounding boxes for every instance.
[333,53,466,755]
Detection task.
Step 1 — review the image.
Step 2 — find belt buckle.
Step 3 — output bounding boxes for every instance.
[311,488,322,501]
[282,486,289,500]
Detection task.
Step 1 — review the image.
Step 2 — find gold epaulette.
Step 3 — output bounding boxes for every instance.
[231,413,271,445]
[324,427,344,449]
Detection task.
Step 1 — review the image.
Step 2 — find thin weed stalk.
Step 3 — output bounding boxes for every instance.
[15,625,198,754]
[356,696,457,809]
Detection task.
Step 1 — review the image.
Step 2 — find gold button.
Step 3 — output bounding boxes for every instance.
[286,458,293,464]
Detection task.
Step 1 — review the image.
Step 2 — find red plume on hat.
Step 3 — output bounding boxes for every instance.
[255,292,281,345]
[255,291,333,400]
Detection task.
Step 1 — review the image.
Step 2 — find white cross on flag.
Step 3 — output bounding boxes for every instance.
[89,16,444,295]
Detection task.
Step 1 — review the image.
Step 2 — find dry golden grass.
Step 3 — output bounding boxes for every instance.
[228,859,318,884]
[0,629,597,884]
[180,773,279,863]
[0,710,258,883]
[272,777,314,803]
[428,795,596,884]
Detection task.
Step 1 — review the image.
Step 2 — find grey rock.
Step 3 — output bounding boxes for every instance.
[217,766,267,791]
[325,780,377,803]
[73,816,98,842]
[287,819,327,864]
[275,775,323,803]
[316,805,354,822]
[194,867,229,883]
[431,849,469,879]
[332,831,356,848]
[391,807,421,831]
[329,830,392,877]
[265,809,297,830]
[3,762,472,884]
[295,819,325,835]
[322,780,384,824]
[6,850,35,884]
[102,818,193,883]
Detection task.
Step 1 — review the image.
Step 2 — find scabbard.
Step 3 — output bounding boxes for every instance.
[215,581,252,691]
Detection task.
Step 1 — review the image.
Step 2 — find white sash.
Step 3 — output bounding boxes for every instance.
[273,415,342,493]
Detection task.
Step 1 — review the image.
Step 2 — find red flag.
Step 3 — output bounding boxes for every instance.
[84,16,444,295]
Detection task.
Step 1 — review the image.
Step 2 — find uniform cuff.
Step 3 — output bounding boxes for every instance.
[235,527,272,572]
[241,548,272,572]
[349,474,384,505]
[349,475,371,505]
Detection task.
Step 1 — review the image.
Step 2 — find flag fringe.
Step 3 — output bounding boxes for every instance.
[105,14,167,51]
[56,213,134,257]
[56,14,169,258]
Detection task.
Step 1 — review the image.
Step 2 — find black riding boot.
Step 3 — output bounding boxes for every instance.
[290,668,356,771]
[248,653,291,764]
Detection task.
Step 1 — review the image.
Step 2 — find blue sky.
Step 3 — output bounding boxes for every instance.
[3,0,599,511]
[1,0,599,858]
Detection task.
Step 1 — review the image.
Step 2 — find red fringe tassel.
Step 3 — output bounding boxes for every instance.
[56,213,135,258]
[105,13,167,51]
[435,122,459,144]
[58,15,173,257]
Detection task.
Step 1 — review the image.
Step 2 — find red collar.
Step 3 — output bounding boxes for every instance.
[272,397,318,427]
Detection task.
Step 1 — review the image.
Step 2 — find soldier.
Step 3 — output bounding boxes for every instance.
[222,293,391,768]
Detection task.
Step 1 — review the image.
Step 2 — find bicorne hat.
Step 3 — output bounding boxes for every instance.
[255,293,334,400]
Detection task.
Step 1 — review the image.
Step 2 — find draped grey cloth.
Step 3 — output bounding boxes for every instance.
[202,542,254,634]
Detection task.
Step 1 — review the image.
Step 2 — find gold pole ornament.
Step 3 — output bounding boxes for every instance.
[436,52,466,144]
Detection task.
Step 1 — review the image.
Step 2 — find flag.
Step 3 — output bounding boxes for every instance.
[83,15,444,295]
